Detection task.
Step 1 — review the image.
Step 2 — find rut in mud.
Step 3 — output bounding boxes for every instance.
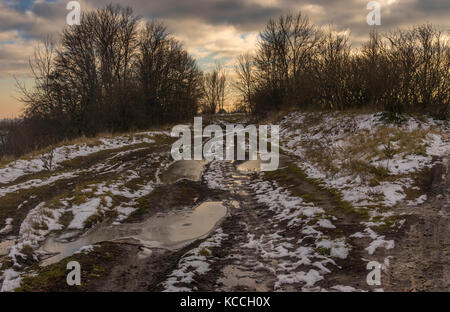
[384,158,450,291]
[160,160,372,292]
[156,158,450,292]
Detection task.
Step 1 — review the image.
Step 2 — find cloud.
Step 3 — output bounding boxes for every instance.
[87,0,284,30]
[0,0,449,79]
[0,0,448,116]
[0,37,37,77]
[167,18,259,68]
[0,0,89,77]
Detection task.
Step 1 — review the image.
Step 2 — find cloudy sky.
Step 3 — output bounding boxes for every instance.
[0,0,449,117]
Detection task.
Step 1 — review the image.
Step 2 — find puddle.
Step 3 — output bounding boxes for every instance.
[237,155,291,172]
[160,160,208,184]
[229,201,240,209]
[219,265,269,291]
[0,239,15,257]
[137,247,153,260]
[237,160,262,172]
[39,201,228,266]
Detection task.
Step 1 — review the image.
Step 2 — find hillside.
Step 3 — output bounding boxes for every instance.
[0,112,448,292]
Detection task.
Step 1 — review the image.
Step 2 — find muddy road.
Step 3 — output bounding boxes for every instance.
[384,158,450,291]
[1,123,448,292]
[15,157,374,292]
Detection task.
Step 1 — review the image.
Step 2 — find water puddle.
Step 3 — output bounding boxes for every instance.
[237,155,291,172]
[39,201,228,266]
[0,239,15,257]
[219,265,269,291]
[160,160,208,184]
[237,160,262,172]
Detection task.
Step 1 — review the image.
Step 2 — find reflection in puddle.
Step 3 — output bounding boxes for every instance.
[160,160,208,184]
[219,265,269,291]
[237,155,291,173]
[39,201,228,266]
[237,160,262,172]
[137,247,153,260]
[0,239,14,257]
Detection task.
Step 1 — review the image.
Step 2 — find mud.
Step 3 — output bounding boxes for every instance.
[385,157,450,291]
[2,125,448,292]
[28,156,374,291]
[39,201,228,266]
[236,154,291,172]
[160,158,373,292]
[160,160,208,184]
[218,265,270,292]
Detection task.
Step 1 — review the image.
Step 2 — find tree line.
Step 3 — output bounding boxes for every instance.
[4,5,226,157]
[2,8,448,157]
[234,13,449,119]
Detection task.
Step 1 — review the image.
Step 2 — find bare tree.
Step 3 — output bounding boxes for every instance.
[202,64,226,114]
[40,146,55,171]
[16,36,59,119]
[136,20,203,123]
[316,26,351,110]
[233,53,255,112]
[252,12,323,113]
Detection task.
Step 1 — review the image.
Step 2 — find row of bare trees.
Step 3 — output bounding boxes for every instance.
[4,9,448,157]
[234,13,449,119]
[5,5,211,156]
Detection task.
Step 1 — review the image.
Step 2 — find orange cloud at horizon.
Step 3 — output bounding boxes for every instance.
[0,78,27,119]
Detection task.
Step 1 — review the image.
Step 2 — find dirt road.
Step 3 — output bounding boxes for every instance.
[1,123,448,292]
[385,157,450,291]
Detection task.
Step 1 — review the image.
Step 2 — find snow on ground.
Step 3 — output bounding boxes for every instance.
[0,200,66,291]
[74,245,95,255]
[331,285,359,292]
[203,161,228,191]
[280,112,449,209]
[0,171,80,198]
[91,170,158,222]
[68,198,102,229]
[0,218,13,235]
[0,133,156,185]
[0,179,158,291]
[0,269,22,292]
[278,112,449,285]
[246,178,356,291]
[350,227,395,255]
[0,152,124,200]
[0,134,172,291]
[163,228,229,292]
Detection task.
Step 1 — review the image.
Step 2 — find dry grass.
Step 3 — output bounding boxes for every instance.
[281,111,447,189]
[264,106,299,124]
[302,143,340,176]
[346,123,444,160]
[0,130,159,169]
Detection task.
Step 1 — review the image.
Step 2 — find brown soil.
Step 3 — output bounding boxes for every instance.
[385,157,450,291]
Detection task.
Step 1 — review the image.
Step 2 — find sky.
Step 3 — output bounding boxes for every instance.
[0,0,449,118]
